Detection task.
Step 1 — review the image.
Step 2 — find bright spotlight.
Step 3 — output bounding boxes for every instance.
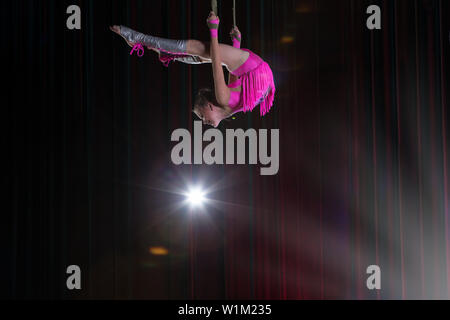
[186,187,206,207]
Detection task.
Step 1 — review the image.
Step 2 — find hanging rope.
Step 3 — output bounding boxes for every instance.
[211,0,217,15]
[233,0,236,27]
[211,1,237,26]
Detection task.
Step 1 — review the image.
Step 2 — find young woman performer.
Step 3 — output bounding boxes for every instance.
[110,11,275,128]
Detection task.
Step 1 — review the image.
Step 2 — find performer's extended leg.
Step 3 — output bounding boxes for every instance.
[110,26,248,70]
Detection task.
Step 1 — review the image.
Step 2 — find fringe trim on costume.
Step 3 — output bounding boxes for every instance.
[241,61,276,116]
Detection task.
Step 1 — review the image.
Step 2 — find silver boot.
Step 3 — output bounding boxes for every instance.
[120,25,187,54]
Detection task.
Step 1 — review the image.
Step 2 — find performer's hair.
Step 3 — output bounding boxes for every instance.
[192,88,220,112]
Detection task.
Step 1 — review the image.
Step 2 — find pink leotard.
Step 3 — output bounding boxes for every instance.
[226,49,275,116]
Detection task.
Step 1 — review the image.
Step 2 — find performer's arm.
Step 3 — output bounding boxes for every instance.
[228,71,239,86]
[208,13,230,106]
[228,26,241,85]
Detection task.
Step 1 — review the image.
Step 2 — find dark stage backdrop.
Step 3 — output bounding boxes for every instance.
[3,0,450,299]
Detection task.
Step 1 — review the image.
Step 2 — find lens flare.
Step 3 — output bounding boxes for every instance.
[186,187,206,206]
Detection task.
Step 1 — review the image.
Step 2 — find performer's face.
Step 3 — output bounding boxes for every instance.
[194,103,222,128]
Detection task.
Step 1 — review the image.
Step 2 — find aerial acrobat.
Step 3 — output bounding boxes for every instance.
[110,4,275,128]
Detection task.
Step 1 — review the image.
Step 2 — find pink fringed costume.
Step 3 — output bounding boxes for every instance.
[226,49,276,117]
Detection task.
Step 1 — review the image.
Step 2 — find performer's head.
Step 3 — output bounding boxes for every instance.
[193,88,227,128]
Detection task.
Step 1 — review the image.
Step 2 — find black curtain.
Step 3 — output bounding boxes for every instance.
[3,0,450,299]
